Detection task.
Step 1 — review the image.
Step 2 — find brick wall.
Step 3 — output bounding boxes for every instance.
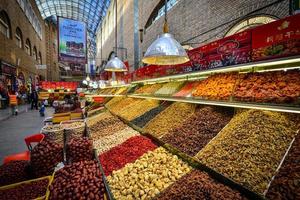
[96,0,289,72]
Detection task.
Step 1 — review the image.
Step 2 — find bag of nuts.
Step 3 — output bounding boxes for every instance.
[41,124,64,145]
[61,120,86,140]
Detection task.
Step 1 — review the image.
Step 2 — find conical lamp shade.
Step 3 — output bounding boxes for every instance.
[142,33,190,65]
[104,56,127,72]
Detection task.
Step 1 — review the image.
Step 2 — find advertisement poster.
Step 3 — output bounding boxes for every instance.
[58,17,87,64]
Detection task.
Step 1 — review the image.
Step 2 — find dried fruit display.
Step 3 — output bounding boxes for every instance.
[86,111,113,127]
[61,120,85,139]
[154,81,185,96]
[131,104,170,128]
[115,87,128,95]
[66,137,93,163]
[134,83,163,95]
[107,147,192,199]
[105,97,125,108]
[0,178,49,200]
[234,70,300,104]
[196,110,298,194]
[0,160,30,186]
[49,160,106,200]
[173,81,199,97]
[118,99,160,121]
[41,124,64,145]
[143,102,196,138]
[108,97,143,114]
[100,136,157,176]
[31,140,63,177]
[94,127,140,154]
[155,170,247,200]
[265,133,300,200]
[162,106,233,157]
[192,72,238,100]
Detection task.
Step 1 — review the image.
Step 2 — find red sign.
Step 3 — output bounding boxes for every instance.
[40,81,78,90]
[252,13,300,61]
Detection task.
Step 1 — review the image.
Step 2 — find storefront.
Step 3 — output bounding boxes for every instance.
[0,60,17,93]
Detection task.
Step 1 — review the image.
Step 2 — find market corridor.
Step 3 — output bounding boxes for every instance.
[0,108,53,163]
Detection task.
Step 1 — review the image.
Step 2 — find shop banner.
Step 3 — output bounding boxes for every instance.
[40,81,78,90]
[58,17,87,64]
[252,13,300,61]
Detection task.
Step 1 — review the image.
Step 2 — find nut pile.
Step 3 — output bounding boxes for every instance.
[94,127,139,154]
[62,121,85,139]
[266,133,300,200]
[162,106,233,157]
[86,112,113,127]
[67,137,93,163]
[41,124,64,145]
[108,98,143,114]
[155,170,247,200]
[173,81,199,97]
[49,160,106,200]
[234,70,300,104]
[134,83,163,94]
[100,136,157,176]
[31,140,63,177]
[143,102,196,138]
[131,104,169,128]
[154,81,185,96]
[107,147,192,199]
[192,72,238,100]
[196,110,298,194]
[0,178,49,200]
[118,99,160,121]
[105,97,125,108]
[0,160,30,186]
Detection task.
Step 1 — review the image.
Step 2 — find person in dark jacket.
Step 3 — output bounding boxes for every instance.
[31,90,38,110]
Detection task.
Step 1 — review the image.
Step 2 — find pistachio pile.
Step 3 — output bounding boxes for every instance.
[134,83,163,95]
[266,133,300,200]
[94,127,139,154]
[108,98,143,114]
[196,110,298,194]
[154,81,185,96]
[131,104,169,128]
[107,147,192,199]
[162,106,233,156]
[143,102,196,138]
[155,170,247,200]
[118,99,160,121]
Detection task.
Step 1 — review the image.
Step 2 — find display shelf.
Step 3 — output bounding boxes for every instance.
[85,94,124,98]
[127,94,300,114]
[131,56,300,84]
[100,84,132,89]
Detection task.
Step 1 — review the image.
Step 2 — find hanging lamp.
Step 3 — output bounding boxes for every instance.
[105,0,127,72]
[142,0,189,65]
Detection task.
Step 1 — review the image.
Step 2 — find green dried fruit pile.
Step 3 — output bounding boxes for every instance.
[196,110,298,194]
[154,81,185,96]
[134,83,163,95]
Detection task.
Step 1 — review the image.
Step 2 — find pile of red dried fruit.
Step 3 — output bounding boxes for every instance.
[49,160,106,200]
[66,137,93,163]
[0,160,30,186]
[99,136,157,176]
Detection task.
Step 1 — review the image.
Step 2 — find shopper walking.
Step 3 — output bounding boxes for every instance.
[8,91,18,115]
[31,90,38,110]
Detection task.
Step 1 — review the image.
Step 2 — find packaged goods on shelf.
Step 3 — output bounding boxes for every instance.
[265,133,300,200]
[108,97,143,114]
[134,83,164,94]
[173,81,199,97]
[192,72,238,100]
[61,120,85,139]
[0,161,30,187]
[233,70,300,104]
[162,106,233,157]
[30,140,63,178]
[41,124,64,145]
[131,103,170,127]
[105,97,125,108]
[154,81,185,96]
[49,160,106,200]
[118,99,160,121]
[196,110,298,194]
[107,147,192,199]
[156,170,247,200]
[143,102,196,138]
[100,136,157,176]
[0,176,50,200]
[94,127,140,155]
[66,137,93,163]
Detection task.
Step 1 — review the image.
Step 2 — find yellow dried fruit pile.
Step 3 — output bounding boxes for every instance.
[134,83,163,95]
[108,97,143,114]
[115,87,128,95]
[107,147,192,200]
[105,97,125,108]
[154,81,185,96]
[143,102,196,138]
[196,109,298,194]
[118,99,160,121]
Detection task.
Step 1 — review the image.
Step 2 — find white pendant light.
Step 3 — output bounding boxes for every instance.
[105,0,127,72]
[142,0,189,65]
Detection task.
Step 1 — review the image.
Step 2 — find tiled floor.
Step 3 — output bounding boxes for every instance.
[0,107,54,163]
